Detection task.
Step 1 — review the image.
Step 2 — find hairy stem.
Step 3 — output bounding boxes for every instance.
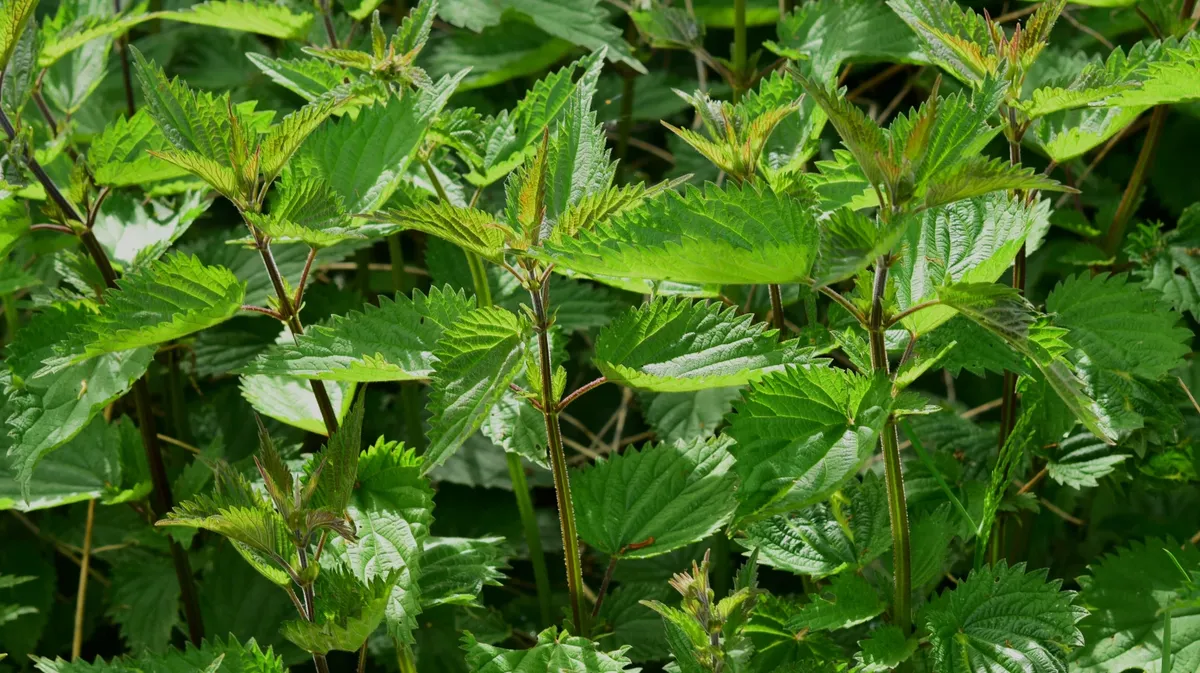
[507,452,553,626]
[732,0,747,100]
[530,279,586,635]
[869,256,911,634]
[996,127,1026,509]
[71,498,96,659]
[592,554,619,619]
[0,104,206,643]
[1104,105,1167,256]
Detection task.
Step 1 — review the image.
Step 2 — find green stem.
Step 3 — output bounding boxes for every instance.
[1104,105,1167,256]
[732,0,747,101]
[166,348,192,443]
[2,293,17,345]
[869,256,911,634]
[617,69,635,181]
[395,639,417,673]
[355,247,372,297]
[530,279,586,635]
[507,452,553,626]
[466,251,493,308]
[386,233,412,294]
[768,284,785,339]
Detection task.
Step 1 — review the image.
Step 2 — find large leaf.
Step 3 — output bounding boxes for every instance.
[92,192,210,269]
[89,110,192,188]
[0,0,36,73]
[1046,272,1190,380]
[1073,538,1200,673]
[158,0,313,40]
[1129,205,1200,321]
[423,307,527,473]
[462,626,634,672]
[325,439,434,645]
[573,436,738,559]
[923,562,1087,673]
[776,0,926,82]
[239,375,355,436]
[242,288,474,383]
[43,254,244,371]
[727,363,892,522]
[593,298,805,392]
[4,306,155,490]
[497,0,640,72]
[32,637,287,673]
[418,536,507,609]
[292,74,461,214]
[539,183,821,285]
[789,573,886,632]
[893,194,1049,336]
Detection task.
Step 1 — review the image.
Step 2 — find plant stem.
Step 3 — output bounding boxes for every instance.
[165,348,192,443]
[868,256,911,634]
[591,554,619,619]
[1104,105,1167,256]
[617,68,635,181]
[507,452,553,626]
[134,378,206,644]
[386,233,413,294]
[254,238,340,435]
[395,641,417,673]
[318,0,339,47]
[732,0,747,101]
[997,125,1026,478]
[71,498,96,660]
[113,0,135,118]
[2,293,17,345]
[466,251,492,307]
[768,284,785,338]
[530,279,586,635]
[0,105,206,643]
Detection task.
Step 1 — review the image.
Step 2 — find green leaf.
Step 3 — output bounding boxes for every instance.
[0,0,36,73]
[641,388,741,445]
[428,22,572,91]
[246,53,353,102]
[158,495,298,588]
[1046,432,1127,489]
[4,305,155,490]
[631,4,702,51]
[374,201,515,263]
[158,0,313,40]
[92,192,210,269]
[728,363,892,522]
[573,436,738,559]
[32,636,287,673]
[500,0,641,73]
[424,307,527,473]
[458,51,604,185]
[894,194,1049,336]
[855,626,918,673]
[281,569,393,654]
[242,288,474,383]
[594,297,804,392]
[1074,538,1200,673]
[814,207,907,286]
[738,504,856,579]
[37,3,148,68]
[239,375,355,436]
[461,626,634,672]
[50,254,244,369]
[1102,37,1200,108]
[539,182,821,285]
[292,82,457,213]
[244,177,357,249]
[312,393,365,515]
[324,439,433,644]
[0,416,141,511]
[887,0,994,83]
[1128,206,1200,320]
[108,556,180,652]
[418,536,507,609]
[777,0,926,82]
[922,561,1086,673]
[1046,272,1190,380]
[937,282,1116,442]
[789,573,885,632]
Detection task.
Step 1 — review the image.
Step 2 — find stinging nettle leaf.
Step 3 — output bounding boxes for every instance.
[538,182,822,286]
[462,626,634,672]
[593,297,807,392]
[728,363,892,522]
[423,307,528,473]
[573,436,738,559]
[242,287,475,383]
[923,561,1086,673]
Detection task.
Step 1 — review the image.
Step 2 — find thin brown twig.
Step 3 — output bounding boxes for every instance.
[157,433,202,454]
[1017,466,1048,495]
[1061,9,1115,50]
[1179,376,1200,415]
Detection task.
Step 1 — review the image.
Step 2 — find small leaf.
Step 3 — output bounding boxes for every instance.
[462,626,634,672]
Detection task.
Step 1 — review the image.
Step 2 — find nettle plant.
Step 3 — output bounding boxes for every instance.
[1,0,1200,671]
